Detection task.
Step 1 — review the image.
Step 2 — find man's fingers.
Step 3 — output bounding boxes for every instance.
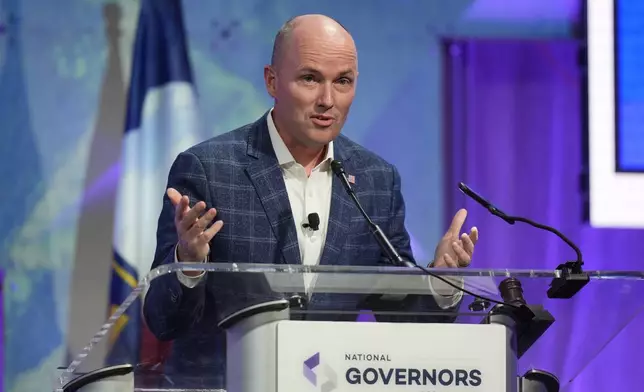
[174,195,190,225]
[179,201,207,232]
[446,208,467,237]
[167,188,182,205]
[452,241,471,267]
[199,219,224,244]
[461,233,475,255]
[185,201,207,223]
[469,227,479,245]
[168,186,188,225]
[443,253,459,268]
[184,208,216,239]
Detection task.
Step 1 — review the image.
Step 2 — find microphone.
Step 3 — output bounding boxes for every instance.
[302,212,320,231]
[331,160,414,268]
[330,160,526,311]
[457,182,589,299]
[457,183,515,225]
[330,160,523,311]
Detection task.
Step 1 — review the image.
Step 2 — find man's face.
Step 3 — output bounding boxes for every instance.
[265,27,358,148]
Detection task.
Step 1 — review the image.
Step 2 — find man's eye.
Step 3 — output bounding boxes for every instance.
[338,78,353,85]
[302,75,315,82]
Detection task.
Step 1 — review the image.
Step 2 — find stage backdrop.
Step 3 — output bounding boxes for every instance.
[0,0,577,390]
[443,39,644,392]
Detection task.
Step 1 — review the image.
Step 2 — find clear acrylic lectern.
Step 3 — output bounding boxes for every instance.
[55,262,644,392]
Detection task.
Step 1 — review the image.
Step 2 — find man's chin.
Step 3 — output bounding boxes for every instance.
[307,132,338,147]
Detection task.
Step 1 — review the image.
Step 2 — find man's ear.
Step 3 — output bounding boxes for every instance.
[264,65,277,98]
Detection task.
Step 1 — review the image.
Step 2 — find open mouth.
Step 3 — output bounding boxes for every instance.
[311,115,334,127]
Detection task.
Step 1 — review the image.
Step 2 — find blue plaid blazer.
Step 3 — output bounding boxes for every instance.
[142,112,456,387]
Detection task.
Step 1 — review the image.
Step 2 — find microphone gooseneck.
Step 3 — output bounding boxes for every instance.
[330,160,412,268]
[330,160,522,309]
[458,182,589,299]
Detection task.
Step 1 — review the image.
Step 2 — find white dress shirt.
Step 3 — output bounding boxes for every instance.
[265,110,333,292]
[174,109,462,308]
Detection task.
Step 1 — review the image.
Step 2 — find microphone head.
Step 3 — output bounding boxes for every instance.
[458,182,490,209]
[330,160,345,176]
[458,182,516,225]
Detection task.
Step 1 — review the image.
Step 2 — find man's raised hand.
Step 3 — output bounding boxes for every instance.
[432,208,478,268]
[167,188,223,262]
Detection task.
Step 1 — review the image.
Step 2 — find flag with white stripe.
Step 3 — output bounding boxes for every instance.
[107,0,201,364]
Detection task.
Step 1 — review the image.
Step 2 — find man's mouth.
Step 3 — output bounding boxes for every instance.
[311,115,334,127]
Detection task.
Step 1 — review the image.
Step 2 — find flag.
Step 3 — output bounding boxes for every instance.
[107,0,201,365]
[348,174,355,184]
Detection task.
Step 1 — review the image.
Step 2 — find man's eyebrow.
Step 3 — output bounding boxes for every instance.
[338,69,356,76]
[298,67,321,74]
[297,67,356,77]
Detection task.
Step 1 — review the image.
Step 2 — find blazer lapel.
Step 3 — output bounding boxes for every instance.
[244,113,301,266]
[319,138,356,266]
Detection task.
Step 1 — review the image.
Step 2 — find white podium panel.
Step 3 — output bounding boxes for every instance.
[276,321,509,392]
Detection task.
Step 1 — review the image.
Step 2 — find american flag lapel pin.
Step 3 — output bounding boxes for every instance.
[348,174,355,184]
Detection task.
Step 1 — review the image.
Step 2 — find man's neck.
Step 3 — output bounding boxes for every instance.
[279,129,327,173]
[280,133,326,167]
[272,111,327,173]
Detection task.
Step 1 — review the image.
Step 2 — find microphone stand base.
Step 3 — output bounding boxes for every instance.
[547,261,589,299]
[519,369,560,392]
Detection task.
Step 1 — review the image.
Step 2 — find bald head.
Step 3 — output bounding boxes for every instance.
[270,14,356,69]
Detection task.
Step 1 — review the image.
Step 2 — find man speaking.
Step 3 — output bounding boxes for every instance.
[143,14,478,386]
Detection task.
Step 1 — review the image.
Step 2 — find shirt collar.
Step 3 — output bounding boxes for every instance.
[266,108,334,169]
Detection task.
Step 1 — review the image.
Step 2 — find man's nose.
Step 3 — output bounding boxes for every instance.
[316,83,334,109]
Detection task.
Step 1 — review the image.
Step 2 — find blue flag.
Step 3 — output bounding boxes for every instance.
[107,0,201,365]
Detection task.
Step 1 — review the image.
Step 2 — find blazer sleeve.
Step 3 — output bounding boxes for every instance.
[372,164,462,324]
[142,151,213,341]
